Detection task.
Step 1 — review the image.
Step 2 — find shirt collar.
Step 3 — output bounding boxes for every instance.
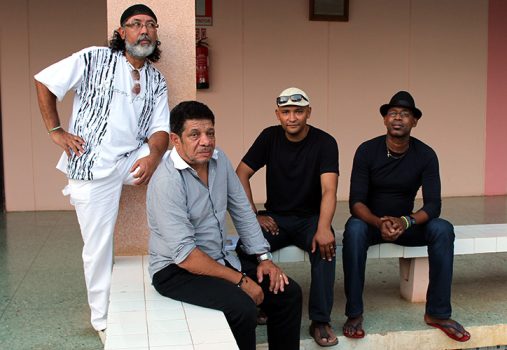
[170,148,219,170]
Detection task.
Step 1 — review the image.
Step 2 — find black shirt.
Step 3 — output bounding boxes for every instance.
[349,135,441,219]
[242,125,339,216]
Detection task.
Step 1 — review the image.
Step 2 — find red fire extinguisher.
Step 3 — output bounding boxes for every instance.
[196,39,209,89]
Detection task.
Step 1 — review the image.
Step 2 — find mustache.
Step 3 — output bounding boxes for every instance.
[136,34,152,45]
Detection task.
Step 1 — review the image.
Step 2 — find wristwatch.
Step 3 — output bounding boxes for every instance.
[257,252,273,263]
[409,216,416,226]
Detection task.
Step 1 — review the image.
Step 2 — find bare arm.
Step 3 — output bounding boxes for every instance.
[35,80,85,157]
[130,131,169,185]
[236,161,279,234]
[235,161,257,213]
[311,172,338,260]
[351,201,382,229]
[179,248,264,305]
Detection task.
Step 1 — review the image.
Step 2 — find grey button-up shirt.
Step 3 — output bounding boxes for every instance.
[147,148,270,279]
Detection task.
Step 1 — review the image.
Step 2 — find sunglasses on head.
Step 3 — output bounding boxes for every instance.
[276,94,308,105]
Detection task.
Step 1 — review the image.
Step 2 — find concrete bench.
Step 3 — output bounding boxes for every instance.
[266,224,507,302]
[105,224,507,349]
[105,256,239,350]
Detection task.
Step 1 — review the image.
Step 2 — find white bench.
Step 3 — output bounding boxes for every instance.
[267,224,507,302]
[105,256,239,350]
[105,224,507,349]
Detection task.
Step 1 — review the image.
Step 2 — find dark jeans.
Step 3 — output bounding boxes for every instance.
[152,256,302,350]
[238,212,336,323]
[342,216,455,319]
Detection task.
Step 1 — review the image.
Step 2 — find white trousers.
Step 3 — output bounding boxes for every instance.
[64,144,153,331]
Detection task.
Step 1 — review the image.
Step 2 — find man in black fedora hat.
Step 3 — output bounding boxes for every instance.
[341,91,470,342]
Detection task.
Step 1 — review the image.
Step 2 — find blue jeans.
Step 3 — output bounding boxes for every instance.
[342,216,455,319]
[244,212,336,323]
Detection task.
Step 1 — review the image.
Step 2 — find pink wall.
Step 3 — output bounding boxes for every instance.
[1,0,503,212]
[197,0,490,202]
[0,0,193,212]
[485,0,507,195]
[1,0,107,211]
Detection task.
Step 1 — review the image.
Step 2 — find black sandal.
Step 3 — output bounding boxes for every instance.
[309,321,339,347]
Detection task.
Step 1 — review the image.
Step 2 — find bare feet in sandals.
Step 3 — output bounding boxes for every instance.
[424,314,471,342]
[309,321,338,347]
[343,315,365,339]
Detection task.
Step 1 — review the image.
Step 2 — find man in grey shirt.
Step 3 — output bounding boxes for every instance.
[147,101,302,350]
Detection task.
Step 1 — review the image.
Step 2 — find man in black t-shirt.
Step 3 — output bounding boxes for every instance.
[342,91,470,343]
[236,87,340,347]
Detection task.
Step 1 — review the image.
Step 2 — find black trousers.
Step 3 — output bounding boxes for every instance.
[152,256,302,350]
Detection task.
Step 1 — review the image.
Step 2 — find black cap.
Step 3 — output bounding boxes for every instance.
[380,91,422,119]
[120,4,157,25]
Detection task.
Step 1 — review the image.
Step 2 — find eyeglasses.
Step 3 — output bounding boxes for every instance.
[386,110,412,118]
[124,21,159,31]
[276,94,309,105]
[131,69,141,95]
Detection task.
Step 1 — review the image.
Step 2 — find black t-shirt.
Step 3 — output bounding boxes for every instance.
[349,135,441,218]
[242,125,339,216]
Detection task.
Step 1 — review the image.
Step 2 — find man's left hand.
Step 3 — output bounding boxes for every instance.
[311,227,336,261]
[130,154,160,185]
[256,260,289,294]
[380,216,405,241]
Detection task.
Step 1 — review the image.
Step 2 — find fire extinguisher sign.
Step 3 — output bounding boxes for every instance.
[196,0,212,26]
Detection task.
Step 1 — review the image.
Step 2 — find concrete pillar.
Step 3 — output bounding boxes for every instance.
[399,257,429,302]
[108,0,195,255]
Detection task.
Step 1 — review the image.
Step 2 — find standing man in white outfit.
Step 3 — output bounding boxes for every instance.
[34,4,169,343]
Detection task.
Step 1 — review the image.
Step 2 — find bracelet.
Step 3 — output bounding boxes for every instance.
[236,273,247,288]
[400,215,410,229]
[47,125,62,134]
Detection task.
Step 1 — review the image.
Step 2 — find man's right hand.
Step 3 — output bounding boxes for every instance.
[379,217,404,241]
[50,129,85,157]
[257,215,279,235]
[240,275,264,305]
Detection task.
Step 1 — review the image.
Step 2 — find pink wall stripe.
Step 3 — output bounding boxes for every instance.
[485,0,507,195]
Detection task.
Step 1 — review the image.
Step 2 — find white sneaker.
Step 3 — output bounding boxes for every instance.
[97,329,106,345]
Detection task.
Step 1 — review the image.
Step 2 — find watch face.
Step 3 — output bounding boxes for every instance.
[258,252,272,262]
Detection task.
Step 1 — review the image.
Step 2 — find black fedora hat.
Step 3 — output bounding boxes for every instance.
[380,91,422,119]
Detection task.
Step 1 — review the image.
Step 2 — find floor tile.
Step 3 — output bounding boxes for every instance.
[148,331,192,347]
[146,306,186,321]
[108,310,147,325]
[193,342,239,350]
[145,298,183,311]
[105,333,149,349]
[191,328,236,345]
[108,300,146,313]
[186,313,229,332]
[146,319,188,334]
[107,320,148,336]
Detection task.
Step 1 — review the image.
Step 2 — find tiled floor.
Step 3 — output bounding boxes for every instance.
[0,196,506,349]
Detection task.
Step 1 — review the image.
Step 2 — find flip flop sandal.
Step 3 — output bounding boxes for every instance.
[342,318,365,339]
[309,322,339,347]
[426,320,471,342]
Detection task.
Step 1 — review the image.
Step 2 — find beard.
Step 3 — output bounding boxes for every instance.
[125,35,156,59]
